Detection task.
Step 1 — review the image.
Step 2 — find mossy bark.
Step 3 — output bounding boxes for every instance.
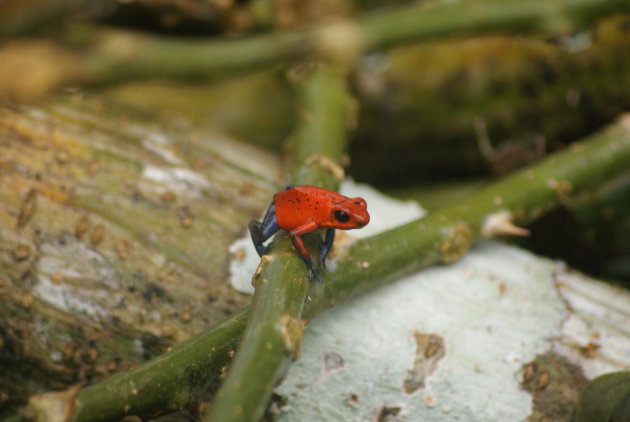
[0,96,279,416]
[351,17,630,183]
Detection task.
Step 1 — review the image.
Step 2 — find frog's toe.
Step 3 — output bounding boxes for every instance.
[308,269,324,284]
[318,256,327,271]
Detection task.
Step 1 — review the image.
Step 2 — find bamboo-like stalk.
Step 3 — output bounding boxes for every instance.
[5,114,626,422]
[202,64,352,422]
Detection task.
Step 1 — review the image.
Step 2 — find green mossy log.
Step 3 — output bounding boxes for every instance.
[350,15,630,183]
[0,96,279,416]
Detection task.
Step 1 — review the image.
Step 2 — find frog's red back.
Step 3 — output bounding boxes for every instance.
[273,185,369,232]
[274,186,343,231]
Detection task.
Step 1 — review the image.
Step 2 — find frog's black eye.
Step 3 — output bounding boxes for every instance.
[334,210,350,223]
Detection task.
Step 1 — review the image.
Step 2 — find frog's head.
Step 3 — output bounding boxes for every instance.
[327,197,370,230]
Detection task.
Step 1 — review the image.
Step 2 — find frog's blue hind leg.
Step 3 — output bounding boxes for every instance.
[249,202,279,257]
[318,228,336,270]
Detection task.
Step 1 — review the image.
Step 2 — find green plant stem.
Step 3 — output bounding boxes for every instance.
[81,27,309,84]
[202,64,352,422]
[8,0,628,94]
[289,65,352,188]
[7,116,630,422]
[200,240,309,422]
[83,0,630,84]
[68,309,248,422]
[357,0,629,51]
[307,118,630,315]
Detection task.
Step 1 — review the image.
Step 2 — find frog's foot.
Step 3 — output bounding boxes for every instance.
[249,220,269,257]
[317,253,328,272]
[303,256,324,284]
[317,228,335,272]
[308,268,324,284]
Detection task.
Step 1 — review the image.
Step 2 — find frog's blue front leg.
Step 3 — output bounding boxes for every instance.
[318,228,335,270]
[249,202,279,257]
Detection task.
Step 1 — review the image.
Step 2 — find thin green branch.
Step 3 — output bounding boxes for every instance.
[70,308,248,422]
[201,64,352,422]
[82,27,309,85]
[306,118,630,316]
[80,0,630,85]
[4,0,630,101]
[8,116,630,422]
[357,0,629,51]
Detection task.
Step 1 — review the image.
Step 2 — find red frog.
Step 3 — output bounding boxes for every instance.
[249,185,370,283]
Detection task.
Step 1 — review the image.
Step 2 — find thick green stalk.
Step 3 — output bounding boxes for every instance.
[8,116,630,422]
[202,64,351,422]
[200,241,309,422]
